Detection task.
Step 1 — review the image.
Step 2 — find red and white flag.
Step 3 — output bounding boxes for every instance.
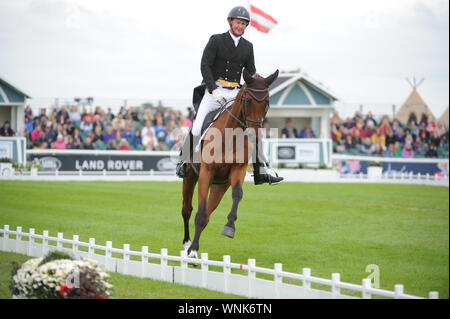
[249,4,278,33]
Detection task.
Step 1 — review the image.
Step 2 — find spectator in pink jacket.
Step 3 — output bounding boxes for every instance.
[54,134,66,149]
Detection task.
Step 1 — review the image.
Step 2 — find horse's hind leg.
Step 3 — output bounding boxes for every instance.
[188,168,214,258]
[181,165,198,250]
[222,166,246,239]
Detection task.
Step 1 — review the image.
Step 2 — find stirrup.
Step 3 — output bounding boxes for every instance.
[176,161,187,178]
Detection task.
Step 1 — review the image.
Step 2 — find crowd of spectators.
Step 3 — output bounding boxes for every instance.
[20,105,195,151]
[0,104,448,159]
[330,110,449,158]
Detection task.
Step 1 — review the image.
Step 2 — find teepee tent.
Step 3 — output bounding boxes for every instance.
[438,106,449,127]
[395,77,436,125]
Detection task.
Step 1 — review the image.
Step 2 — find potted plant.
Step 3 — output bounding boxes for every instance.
[10,250,113,299]
[367,161,383,180]
[0,158,14,176]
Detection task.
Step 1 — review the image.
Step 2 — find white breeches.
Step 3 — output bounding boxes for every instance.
[191,84,240,137]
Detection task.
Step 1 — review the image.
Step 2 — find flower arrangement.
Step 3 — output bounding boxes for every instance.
[10,251,113,299]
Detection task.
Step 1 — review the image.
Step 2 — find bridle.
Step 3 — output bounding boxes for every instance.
[225,86,269,130]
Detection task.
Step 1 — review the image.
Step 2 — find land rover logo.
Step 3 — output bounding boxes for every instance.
[157,158,176,171]
[278,146,295,160]
[39,157,62,171]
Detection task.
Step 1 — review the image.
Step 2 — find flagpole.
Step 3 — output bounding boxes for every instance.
[246,1,252,41]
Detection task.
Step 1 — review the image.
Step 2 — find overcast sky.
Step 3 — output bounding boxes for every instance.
[0,0,448,117]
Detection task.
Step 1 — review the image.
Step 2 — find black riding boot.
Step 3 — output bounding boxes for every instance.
[176,130,193,178]
[253,162,284,185]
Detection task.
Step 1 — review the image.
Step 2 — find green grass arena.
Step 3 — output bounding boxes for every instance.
[0,181,448,298]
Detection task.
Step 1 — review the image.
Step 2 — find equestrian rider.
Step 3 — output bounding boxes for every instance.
[176,6,283,185]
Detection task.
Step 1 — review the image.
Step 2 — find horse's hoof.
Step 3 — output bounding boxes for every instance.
[187,250,199,267]
[221,225,235,238]
[183,240,191,251]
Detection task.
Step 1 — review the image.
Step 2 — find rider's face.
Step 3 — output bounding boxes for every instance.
[229,18,248,37]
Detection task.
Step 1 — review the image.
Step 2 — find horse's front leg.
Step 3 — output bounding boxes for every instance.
[222,165,247,239]
[188,167,214,258]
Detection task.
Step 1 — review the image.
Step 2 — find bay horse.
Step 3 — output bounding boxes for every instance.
[181,69,279,259]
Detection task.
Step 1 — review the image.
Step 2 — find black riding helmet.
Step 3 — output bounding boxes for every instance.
[227,6,250,24]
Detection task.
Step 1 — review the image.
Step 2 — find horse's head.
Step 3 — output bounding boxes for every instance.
[239,69,279,129]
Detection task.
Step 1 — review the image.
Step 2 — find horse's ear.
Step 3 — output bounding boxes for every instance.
[243,68,254,85]
[265,69,279,87]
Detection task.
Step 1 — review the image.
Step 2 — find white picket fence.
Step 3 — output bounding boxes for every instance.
[0,225,439,299]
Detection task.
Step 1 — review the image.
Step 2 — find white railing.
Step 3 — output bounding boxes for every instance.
[0,225,439,299]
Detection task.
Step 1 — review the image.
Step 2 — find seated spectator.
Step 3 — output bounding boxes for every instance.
[360,137,374,155]
[106,108,115,123]
[410,126,421,141]
[80,114,94,132]
[430,131,441,148]
[154,137,169,151]
[344,134,356,151]
[394,141,403,157]
[56,106,69,124]
[107,140,117,150]
[83,136,95,150]
[66,135,80,149]
[112,114,125,131]
[419,113,428,128]
[82,109,95,123]
[130,130,143,148]
[407,112,418,126]
[299,125,316,138]
[141,121,155,139]
[353,129,363,148]
[92,125,104,144]
[413,136,427,153]
[54,134,66,149]
[385,143,396,158]
[330,124,340,143]
[281,118,298,138]
[395,127,405,144]
[0,121,15,136]
[385,129,396,147]
[342,116,353,130]
[31,124,43,142]
[391,119,403,134]
[371,128,385,147]
[142,128,157,150]
[419,130,429,144]
[103,126,116,145]
[154,118,167,141]
[24,116,34,133]
[378,116,392,135]
[351,118,366,138]
[335,138,346,153]
[373,143,385,157]
[123,125,135,142]
[124,113,136,130]
[330,110,342,126]
[364,120,376,138]
[25,105,33,119]
[401,142,415,158]
[142,109,153,125]
[38,108,48,123]
[92,115,104,133]
[118,139,131,151]
[165,123,176,148]
[365,112,377,127]
[425,143,438,158]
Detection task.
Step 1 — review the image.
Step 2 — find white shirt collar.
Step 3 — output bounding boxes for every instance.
[228,30,241,47]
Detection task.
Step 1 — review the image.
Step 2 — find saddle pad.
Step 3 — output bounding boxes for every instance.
[195,101,234,153]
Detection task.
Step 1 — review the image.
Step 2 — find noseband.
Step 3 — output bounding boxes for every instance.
[225,87,269,130]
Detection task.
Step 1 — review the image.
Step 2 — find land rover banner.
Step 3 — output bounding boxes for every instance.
[27,150,177,172]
